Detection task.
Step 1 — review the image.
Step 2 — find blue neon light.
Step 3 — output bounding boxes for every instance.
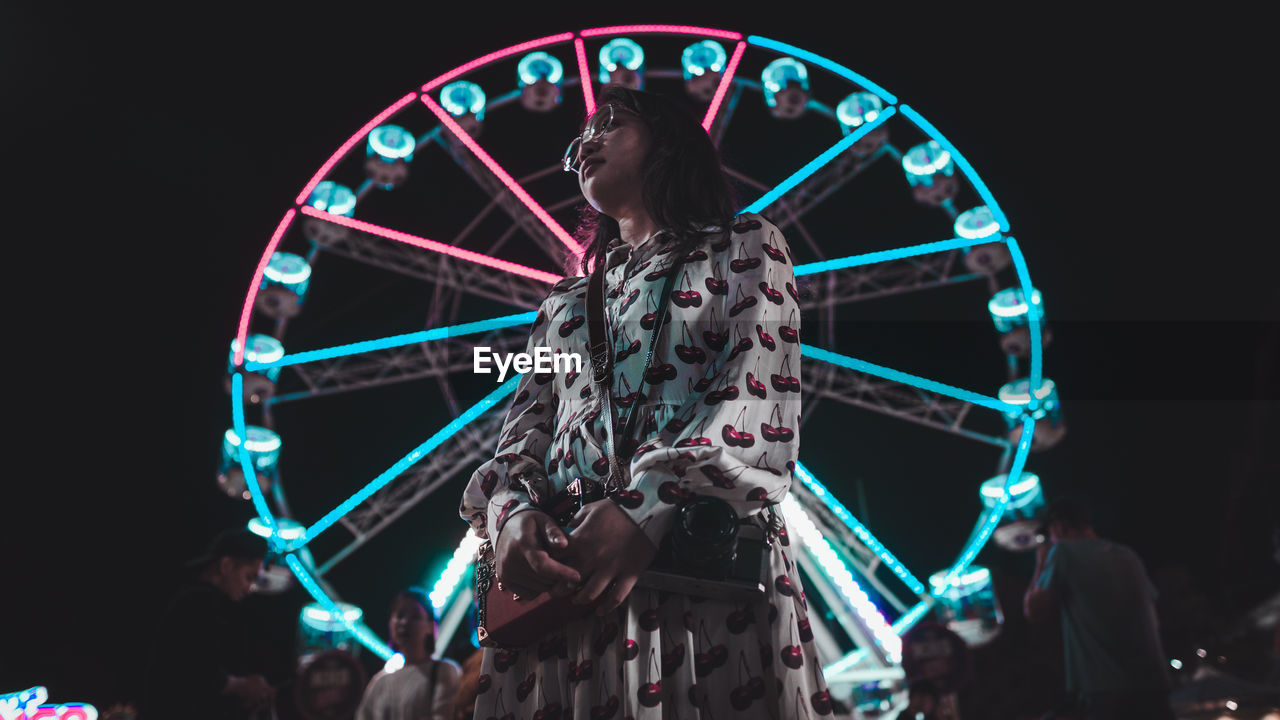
[937,418,1035,587]
[517,51,564,86]
[819,596,937,673]
[440,81,486,119]
[288,376,521,551]
[821,649,865,676]
[245,312,537,372]
[1005,236,1042,393]
[794,461,925,595]
[836,92,883,132]
[598,38,645,83]
[742,106,896,214]
[800,344,1019,415]
[783,494,901,660]
[746,36,897,105]
[822,594,935,674]
[955,206,1001,241]
[287,554,393,660]
[232,373,280,545]
[901,140,954,184]
[898,105,1009,232]
[368,125,416,161]
[235,373,395,663]
[793,236,987,277]
[682,39,727,79]
[760,57,809,108]
[891,599,934,634]
[306,181,356,216]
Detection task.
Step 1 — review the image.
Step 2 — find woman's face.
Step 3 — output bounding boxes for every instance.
[576,104,652,218]
[389,596,433,656]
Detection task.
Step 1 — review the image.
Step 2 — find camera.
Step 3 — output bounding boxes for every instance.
[637,496,770,602]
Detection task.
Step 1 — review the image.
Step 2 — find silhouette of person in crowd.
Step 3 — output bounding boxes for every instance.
[143,527,275,719]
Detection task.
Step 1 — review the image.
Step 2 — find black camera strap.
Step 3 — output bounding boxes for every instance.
[587,244,678,494]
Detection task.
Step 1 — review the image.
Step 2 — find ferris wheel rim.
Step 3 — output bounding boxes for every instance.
[227,24,1044,669]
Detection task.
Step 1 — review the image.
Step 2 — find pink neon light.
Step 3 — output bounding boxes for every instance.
[419,94,584,258]
[298,206,563,284]
[236,209,296,366]
[574,37,596,116]
[421,33,576,92]
[580,25,741,40]
[701,41,747,132]
[294,93,418,207]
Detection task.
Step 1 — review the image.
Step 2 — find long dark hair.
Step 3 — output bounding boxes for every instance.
[574,85,738,276]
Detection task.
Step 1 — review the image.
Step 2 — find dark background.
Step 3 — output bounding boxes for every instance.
[4,3,1275,714]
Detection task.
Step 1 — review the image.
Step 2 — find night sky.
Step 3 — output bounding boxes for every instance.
[5,4,1276,710]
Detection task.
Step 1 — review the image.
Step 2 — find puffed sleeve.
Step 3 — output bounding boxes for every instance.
[615,214,801,547]
[459,288,567,540]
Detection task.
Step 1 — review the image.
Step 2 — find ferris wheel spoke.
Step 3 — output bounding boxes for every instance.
[794,235,994,277]
[284,376,521,553]
[419,94,584,261]
[700,41,747,132]
[310,230,550,310]
[321,411,505,575]
[792,462,925,596]
[741,107,895,215]
[272,335,521,405]
[573,37,596,115]
[801,344,1017,416]
[299,206,563,284]
[245,312,535,373]
[801,357,1008,448]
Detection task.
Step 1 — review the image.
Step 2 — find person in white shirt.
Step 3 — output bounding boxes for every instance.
[356,588,461,720]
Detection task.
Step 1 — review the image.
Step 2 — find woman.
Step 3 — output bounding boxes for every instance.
[460,86,828,718]
[357,588,462,720]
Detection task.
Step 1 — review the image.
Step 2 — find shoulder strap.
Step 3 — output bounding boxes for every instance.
[586,247,678,491]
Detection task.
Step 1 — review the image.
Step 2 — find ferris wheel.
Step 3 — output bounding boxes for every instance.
[221,24,1061,704]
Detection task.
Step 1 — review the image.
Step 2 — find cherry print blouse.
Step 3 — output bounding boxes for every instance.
[460,213,800,548]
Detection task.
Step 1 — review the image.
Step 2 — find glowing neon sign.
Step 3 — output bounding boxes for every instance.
[0,688,97,720]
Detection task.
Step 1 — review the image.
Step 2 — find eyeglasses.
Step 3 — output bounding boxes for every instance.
[562,104,627,173]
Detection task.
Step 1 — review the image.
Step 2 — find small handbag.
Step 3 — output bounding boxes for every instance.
[476,252,679,648]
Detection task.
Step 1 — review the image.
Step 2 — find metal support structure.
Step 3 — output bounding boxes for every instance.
[433,133,570,263]
[799,250,986,308]
[230,35,1045,676]
[790,484,918,614]
[315,410,505,574]
[269,333,525,404]
[802,358,1009,448]
[768,144,890,227]
[793,549,892,668]
[305,219,552,310]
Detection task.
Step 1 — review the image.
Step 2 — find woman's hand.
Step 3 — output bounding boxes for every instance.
[494,510,581,598]
[565,500,658,614]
